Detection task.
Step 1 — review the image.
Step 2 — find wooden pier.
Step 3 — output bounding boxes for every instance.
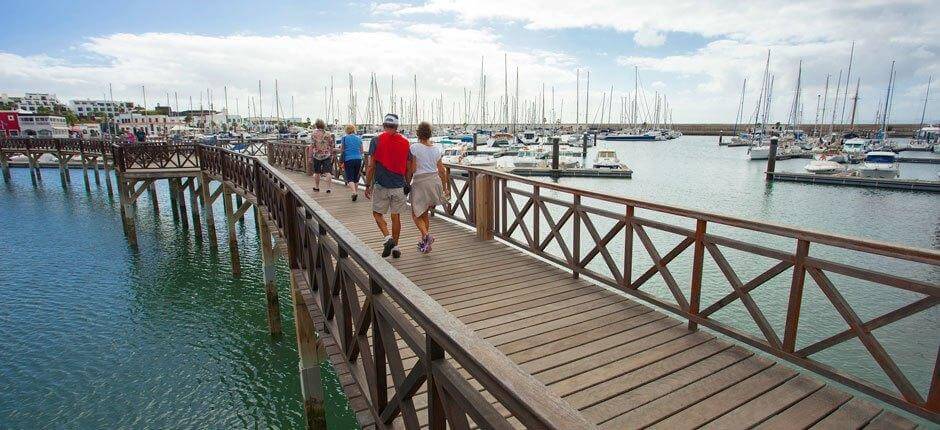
[2,137,937,429]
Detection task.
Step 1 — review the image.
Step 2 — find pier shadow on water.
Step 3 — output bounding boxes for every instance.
[0,167,359,429]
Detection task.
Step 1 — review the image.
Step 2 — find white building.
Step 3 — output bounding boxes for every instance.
[115,113,185,135]
[19,114,69,137]
[1,93,66,113]
[69,99,134,118]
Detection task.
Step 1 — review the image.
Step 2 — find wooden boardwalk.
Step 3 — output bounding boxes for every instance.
[273,165,918,429]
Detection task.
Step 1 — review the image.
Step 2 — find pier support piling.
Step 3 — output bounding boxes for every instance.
[222,185,242,276]
[256,206,282,336]
[185,178,202,239]
[291,274,326,430]
[148,181,160,215]
[1,155,10,183]
[168,178,180,222]
[198,173,218,247]
[118,177,141,247]
[766,137,779,180]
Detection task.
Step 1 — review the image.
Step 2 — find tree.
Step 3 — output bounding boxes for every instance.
[63,110,79,126]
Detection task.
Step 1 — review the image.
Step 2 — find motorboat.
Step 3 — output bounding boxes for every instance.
[441,145,467,165]
[857,151,900,178]
[460,151,497,167]
[593,149,626,169]
[518,130,542,145]
[557,147,584,169]
[841,138,869,163]
[512,147,550,168]
[747,141,771,160]
[602,130,660,141]
[479,132,516,154]
[804,159,844,174]
[910,126,939,151]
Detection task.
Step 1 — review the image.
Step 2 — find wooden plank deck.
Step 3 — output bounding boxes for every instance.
[273,166,918,429]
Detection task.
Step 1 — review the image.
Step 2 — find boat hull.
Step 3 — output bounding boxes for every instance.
[603,135,657,141]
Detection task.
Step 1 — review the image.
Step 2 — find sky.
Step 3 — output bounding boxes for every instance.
[1,0,938,124]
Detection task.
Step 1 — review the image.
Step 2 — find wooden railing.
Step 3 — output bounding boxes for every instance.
[112,141,597,429]
[0,137,113,155]
[439,164,939,421]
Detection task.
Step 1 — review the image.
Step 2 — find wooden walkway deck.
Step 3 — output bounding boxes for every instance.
[273,165,918,429]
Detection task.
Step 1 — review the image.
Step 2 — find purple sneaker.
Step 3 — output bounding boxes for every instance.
[417,235,428,253]
[424,234,435,253]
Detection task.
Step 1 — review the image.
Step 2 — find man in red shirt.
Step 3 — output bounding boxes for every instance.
[365,114,410,258]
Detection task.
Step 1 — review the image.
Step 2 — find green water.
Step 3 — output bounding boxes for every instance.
[0,168,358,429]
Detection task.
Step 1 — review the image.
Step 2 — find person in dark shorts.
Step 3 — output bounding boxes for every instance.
[364,114,410,258]
[307,119,334,193]
[340,124,363,201]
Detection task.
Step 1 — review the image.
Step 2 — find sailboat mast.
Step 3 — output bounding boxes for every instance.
[733,78,746,134]
[585,70,590,126]
[840,41,855,129]
[633,66,638,129]
[881,60,896,143]
[829,70,841,135]
[919,76,931,128]
[849,78,860,128]
[575,69,580,131]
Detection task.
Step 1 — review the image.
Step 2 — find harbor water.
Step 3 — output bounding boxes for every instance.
[0,168,358,429]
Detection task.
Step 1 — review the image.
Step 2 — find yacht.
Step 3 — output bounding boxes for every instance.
[603,130,661,141]
[804,159,844,175]
[747,140,771,160]
[518,130,542,145]
[480,132,516,154]
[441,145,467,165]
[460,151,497,167]
[593,149,626,169]
[910,126,939,151]
[512,147,550,168]
[558,147,584,169]
[858,151,900,178]
[841,138,869,163]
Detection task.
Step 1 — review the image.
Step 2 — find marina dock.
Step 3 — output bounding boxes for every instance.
[768,171,940,192]
[509,167,633,178]
[1,138,937,429]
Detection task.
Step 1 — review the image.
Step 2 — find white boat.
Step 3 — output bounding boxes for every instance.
[441,146,467,165]
[747,142,771,160]
[857,151,900,178]
[480,132,516,154]
[804,159,843,174]
[602,130,660,141]
[512,147,550,168]
[841,138,869,162]
[910,126,938,151]
[461,152,497,167]
[593,149,626,169]
[557,147,584,169]
[518,130,541,145]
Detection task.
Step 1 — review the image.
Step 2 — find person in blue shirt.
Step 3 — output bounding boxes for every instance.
[340,124,364,201]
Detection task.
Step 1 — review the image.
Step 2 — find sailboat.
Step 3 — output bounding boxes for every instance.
[747,51,774,160]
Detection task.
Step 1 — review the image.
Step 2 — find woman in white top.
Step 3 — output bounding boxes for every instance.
[406,121,450,253]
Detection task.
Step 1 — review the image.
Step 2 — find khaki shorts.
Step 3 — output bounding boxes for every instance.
[372,184,407,214]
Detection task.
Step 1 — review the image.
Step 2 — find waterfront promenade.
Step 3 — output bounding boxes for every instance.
[1,138,936,429]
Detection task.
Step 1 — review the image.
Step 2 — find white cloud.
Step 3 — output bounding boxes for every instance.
[383,0,940,122]
[0,30,576,124]
[633,27,665,47]
[370,2,412,14]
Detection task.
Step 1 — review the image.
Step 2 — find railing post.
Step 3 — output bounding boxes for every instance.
[624,205,635,288]
[927,352,939,414]
[572,194,581,279]
[783,239,810,352]
[425,334,446,430]
[473,171,493,240]
[532,185,540,247]
[688,219,707,330]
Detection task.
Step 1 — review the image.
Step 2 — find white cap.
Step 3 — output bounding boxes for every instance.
[383,113,399,127]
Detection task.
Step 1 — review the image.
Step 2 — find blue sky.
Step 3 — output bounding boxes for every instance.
[2,1,937,124]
